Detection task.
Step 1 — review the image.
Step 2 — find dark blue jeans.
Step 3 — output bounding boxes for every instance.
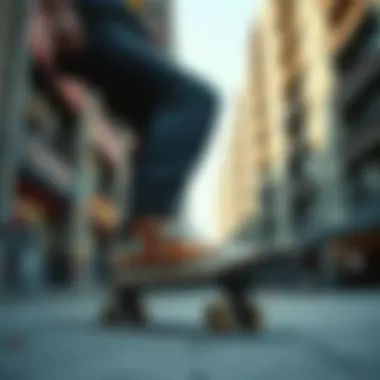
[74,0,218,219]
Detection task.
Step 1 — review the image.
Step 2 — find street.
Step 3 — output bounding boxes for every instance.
[0,289,379,380]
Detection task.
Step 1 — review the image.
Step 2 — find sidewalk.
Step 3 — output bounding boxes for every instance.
[1,290,379,380]
[0,285,105,306]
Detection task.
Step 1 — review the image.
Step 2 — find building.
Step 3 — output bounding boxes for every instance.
[0,0,174,289]
[18,1,130,285]
[217,92,257,243]
[219,0,380,282]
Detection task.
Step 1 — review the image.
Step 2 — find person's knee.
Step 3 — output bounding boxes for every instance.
[191,78,219,119]
[178,76,219,139]
[177,78,219,158]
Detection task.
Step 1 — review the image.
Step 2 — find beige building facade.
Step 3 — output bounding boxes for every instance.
[218,0,380,257]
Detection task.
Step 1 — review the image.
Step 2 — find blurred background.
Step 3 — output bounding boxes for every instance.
[0,0,380,379]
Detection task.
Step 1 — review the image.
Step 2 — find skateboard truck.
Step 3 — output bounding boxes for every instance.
[101,286,147,326]
[102,265,263,332]
[206,268,262,332]
[101,243,265,332]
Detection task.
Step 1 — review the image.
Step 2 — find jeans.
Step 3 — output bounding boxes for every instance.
[74,0,218,219]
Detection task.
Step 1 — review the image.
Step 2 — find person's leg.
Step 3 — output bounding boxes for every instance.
[130,76,217,219]
[75,0,219,265]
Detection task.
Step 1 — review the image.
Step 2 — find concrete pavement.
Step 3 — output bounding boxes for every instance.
[0,290,379,380]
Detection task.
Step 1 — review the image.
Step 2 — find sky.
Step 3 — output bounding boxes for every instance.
[174,0,262,241]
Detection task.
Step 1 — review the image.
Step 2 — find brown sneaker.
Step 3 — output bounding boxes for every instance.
[113,218,212,268]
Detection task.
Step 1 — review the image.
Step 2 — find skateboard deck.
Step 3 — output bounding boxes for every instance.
[111,240,288,288]
[103,241,294,331]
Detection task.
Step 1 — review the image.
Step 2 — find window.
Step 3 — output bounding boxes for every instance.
[289,141,310,179]
[286,74,303,102]
[344,73,380,128]
[94,160,116,199]
[336,11,379,74]
[330,0,353,25]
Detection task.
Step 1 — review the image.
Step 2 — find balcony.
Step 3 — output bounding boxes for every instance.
[343,104,380,166]
[286,99,305,141]
[280,20,297,63]
[252,97,267,120]
[288,139,310,179]
[254,128,268,147]
[336,10,379,74]
[90,195,119,235]
[342,159,380,231]
[329,0,355,26]
[257,178,277,242]
[19,136,74,204]
[261,181,274,206]
[259,212,276,243]
[285,75,302,103]
[257,154,270,176]
[292,178,316,209]
[31,64,86,121]
[92,119,126,170]
[281,23,301,91]
[291,167,317,222]
[345,124,380,167]
[329,0,370,53]
[348,160,380,198]
[26,88,78,164]
[293,201,313,237]
[27,93,61,137]
[277,0,295,32]
[338,50,380,108]
[29,7,87,166]
[94,156,118,199]
[288,145,318,242]
[340,197,380,237]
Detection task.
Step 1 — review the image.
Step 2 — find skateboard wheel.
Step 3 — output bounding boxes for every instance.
[102,287,148,326]
[244,305,262,331]
[100,303,124,326]
[118,288,147,325]
[205,300,234,332]
[100,302,148,326]
[128,304,148,325]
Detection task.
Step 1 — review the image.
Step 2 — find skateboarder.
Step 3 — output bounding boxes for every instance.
[46,0,219,267]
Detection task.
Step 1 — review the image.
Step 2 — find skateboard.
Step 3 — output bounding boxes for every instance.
[100,241,283,332]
